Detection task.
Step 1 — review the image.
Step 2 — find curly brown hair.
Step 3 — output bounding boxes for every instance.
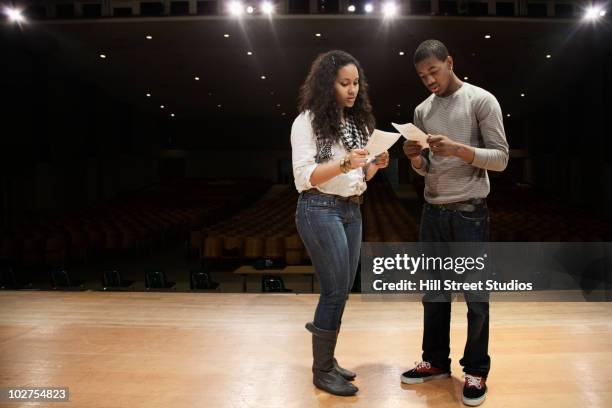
[298,50,375,145]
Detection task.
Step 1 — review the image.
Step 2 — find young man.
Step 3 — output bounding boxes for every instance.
[402,39,509,406]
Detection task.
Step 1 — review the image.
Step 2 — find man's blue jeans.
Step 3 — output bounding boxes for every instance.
[296,191,362,331]
[420,202,491,378]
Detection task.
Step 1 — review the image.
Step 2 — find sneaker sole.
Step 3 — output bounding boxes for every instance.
[400,373,450,384]
[462,390,487,407]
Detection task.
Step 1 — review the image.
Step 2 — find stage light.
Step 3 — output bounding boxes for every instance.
[546,54,551,59]
[364,3,374,13]
[382,2,398,17]
[194,76,200,81]
[506,113,511,117]
[315,33,321,37]
[146,93,151,97]
[261,1,274,14]
[520,93,525,97]
[99,54,107,59]
[464,76,469,80]
[260,75,267,79]
[4,7,24,23]
[484,34,491,39]
[170,113,175,117]
[247,51,253,55]
[217,104,222,108]
[281,112,286,116]
[398,51,404,56]
[160,105,165,109]
[348,5,356,12]
[397,104,401,107]
[276,103,281,107]
[223,33,230,38]
[228,1,244,16]
[146,35,152,40]
[584,6,607,19]
[246,6,254,14]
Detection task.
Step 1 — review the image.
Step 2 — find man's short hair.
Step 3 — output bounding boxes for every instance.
[414,39,449,64]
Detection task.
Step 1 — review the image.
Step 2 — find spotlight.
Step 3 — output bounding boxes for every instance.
[506,113,511,117]
[194,76,200,81]
[4,7,24,23]
[364,3,374,13]
[247,51,253,55]
[520,93,525,97]
[160,105,165,109]
[315,33,321,37]
[223,33,230,38]
[382,2,397,17]
[261,1,274,14]
[484,34,491,39]
[228,1,244,16]
[546,54,551,59]
[246,6,254,14]
[464,76,469,80]
[170,113,175,117]
[348,5,356,12]
[260,75,267,79]
[398,51,405,56]
[99,54,107,59]
[585,6,607,19]
[145,93,151,97]
[146,35,152,40]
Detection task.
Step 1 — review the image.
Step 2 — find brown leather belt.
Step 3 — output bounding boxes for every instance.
[426,198,486,212]
[303,188,364,205]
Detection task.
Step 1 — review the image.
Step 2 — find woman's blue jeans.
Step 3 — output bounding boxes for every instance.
[295,191,362,331]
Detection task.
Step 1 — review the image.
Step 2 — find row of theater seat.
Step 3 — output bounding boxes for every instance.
[0,179,270,269]
[194,180,612,267]
[488,184,612,242]
[195,179,420,264]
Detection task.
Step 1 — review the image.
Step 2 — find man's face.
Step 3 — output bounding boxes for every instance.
[415,55,453,96]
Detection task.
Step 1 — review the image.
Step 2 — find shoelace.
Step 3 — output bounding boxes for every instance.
[465,374,483,389]
[414,361,431,371]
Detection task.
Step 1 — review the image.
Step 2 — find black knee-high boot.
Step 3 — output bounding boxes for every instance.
[333,298,357,381]
[305,322,358,396]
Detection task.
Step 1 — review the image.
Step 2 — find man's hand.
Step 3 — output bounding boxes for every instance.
[403,140,424,159]
[427,134,459,157]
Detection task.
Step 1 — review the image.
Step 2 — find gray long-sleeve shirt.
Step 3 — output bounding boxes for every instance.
[411,82,509,204]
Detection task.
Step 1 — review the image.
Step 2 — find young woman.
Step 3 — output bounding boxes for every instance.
[291,50,389,396]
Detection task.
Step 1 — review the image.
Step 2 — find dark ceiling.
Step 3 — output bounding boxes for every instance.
[2,14,610,129]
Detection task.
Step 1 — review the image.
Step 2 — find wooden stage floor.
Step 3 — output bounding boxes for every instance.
[0,292,610,408]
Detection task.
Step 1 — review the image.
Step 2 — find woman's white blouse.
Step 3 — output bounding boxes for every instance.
[290,111,367,197]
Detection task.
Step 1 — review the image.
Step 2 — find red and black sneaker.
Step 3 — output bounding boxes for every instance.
[462,374,487,406]
[400,361,451,384]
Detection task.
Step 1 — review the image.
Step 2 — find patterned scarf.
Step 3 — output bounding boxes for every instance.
[315,115,368,163]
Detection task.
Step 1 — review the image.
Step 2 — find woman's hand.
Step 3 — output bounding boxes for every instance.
[348,149,369,169]
[372,151,389,169]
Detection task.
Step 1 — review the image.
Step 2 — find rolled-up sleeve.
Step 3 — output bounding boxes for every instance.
[291,113,319,192]
[471,92,509,172]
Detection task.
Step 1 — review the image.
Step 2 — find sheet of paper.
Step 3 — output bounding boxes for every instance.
[364,129,402,159]
[392,122,430,148]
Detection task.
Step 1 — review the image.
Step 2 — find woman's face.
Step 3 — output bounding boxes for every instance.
[334,63,359,109]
